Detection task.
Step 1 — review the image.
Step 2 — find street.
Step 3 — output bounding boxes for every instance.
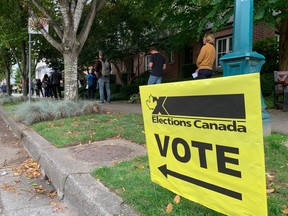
[0,115,78,216]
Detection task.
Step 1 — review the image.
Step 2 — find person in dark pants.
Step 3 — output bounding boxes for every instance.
[86,66,97,100]
[50,67,62,99]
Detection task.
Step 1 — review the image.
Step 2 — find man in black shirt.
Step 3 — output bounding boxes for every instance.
[50,67,62,99]
[148,46,166,85]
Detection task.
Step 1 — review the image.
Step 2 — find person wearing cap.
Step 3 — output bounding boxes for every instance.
[95,51,111,103]
[148,46,166,85]
[50,66,63,99]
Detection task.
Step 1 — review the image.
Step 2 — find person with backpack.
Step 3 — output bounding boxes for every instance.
[95,51,111,103]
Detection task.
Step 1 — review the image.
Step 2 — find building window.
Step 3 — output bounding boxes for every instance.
[169,51,175,64]
[275,34,280,42]
[145,55,151,71]
[216,36,232,66]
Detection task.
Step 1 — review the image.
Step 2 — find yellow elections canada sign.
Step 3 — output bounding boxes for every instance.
[140,73,267,216]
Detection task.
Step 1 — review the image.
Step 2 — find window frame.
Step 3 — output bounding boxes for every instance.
[216,36,233,67]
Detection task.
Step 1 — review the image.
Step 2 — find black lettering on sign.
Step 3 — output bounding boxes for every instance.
[154,134,169,157]
[152,97,168,115]
[159,164,242,200]
[172,138,190,163]
[154,134,242,178]
[191,141,213,168]
[216,145,242,178]
[153,94,246,119]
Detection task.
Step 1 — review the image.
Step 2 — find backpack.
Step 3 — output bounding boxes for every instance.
[100,59,111,77]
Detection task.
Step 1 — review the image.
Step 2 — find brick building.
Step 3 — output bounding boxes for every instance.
[114,21,277,84]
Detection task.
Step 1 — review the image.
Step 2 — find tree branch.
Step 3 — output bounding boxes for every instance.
[73,0,85,33]
[30,0,63,39]
[77,0,107,54]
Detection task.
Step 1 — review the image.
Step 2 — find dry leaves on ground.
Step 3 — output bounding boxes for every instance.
[12,159,41,179]
[282,206,288,215]
[166,195,181,213]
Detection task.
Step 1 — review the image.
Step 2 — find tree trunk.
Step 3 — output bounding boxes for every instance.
[63,53,78,100]
[279,18,288,71]
[21,40,28,96]
[111,61,124,85]
[6,69,11,96]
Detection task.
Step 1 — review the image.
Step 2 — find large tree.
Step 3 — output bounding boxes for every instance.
[0,1,30,96]
[254,0,288,70]
[81,0,161,84]
[28,0,106,100]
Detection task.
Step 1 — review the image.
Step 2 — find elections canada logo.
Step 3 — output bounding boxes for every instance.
[146,94,247,133]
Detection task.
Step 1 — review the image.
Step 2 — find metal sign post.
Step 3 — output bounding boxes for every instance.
[28,33,32,102]
[28,17,49,102]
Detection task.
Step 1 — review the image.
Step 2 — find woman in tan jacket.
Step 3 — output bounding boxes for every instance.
[195,33,216,79]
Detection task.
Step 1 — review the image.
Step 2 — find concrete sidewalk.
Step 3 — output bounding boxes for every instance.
[0,103,144,216]
[0,101,287,215]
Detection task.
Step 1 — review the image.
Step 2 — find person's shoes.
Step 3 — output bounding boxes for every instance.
[107,101,110,104]
[97,100,104,104]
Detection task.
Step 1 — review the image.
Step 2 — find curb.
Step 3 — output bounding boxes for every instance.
[0,107,139,216]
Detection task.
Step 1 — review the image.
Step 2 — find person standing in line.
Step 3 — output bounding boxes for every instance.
[95,51,111,103]
[195,33,216,79]
[36,79,44,97]
[147,46,166,85]
[86,66,97,100]
[50,67,62,99]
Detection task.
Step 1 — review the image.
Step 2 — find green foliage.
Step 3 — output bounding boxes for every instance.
[12,99,100,125]
[253,37,279,74]
[260,73,274,97]
[0,94,26,105]
[110,84,121,94]
[120,84,139,98]
[134,71,150,86]
[128,93,140,104]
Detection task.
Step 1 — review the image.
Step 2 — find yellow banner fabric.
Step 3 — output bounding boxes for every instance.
[140,73,267,216]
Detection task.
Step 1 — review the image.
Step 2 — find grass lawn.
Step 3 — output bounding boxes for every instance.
[31,113,145,148]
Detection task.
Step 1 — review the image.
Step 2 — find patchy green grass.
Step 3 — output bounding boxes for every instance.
[32,113,145,148]
[93,134,288,216]
[92,156,223,216]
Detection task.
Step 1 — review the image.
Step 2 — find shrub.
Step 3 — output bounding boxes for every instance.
[253,37,279,74]
[128,93,140,104]
[13,99,100,125]
[0,94,26,105]
[261,73,274,97]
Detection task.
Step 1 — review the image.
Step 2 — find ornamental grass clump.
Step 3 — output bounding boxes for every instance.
[13,99,100,125]
[0,94,26,105]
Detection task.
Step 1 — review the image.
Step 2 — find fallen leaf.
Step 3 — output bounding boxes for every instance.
[166,203,173,213]
[267,182,273,187]
[135,165,144,169]
[266,173,275,180]
[282,208,288,214]
[174,195,181,204]
[266,188,275,194]
[30,182,38,186]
